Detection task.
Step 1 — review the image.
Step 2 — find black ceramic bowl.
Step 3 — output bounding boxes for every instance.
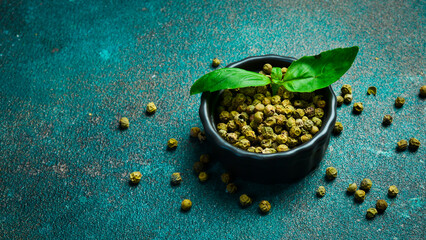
[199,55,337,184]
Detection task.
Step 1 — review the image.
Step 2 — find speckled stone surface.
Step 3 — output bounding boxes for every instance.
[0,0,425,239]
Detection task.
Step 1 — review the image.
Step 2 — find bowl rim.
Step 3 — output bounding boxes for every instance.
[200,54,337,161]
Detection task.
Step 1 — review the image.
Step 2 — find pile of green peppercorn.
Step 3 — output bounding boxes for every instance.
[215,64,326,154]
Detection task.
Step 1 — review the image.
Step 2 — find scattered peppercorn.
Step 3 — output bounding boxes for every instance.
[146,102,157,114]
[336,96,344,107]
[376,199,388,213]
[263,63,272,75]
[190,127,201,138]
[316,186,326,197]
[226,183,238,193]
[212,58,221,68]
[367,86,377,96]
[341,84,352,95]
[366,208,378,219]
[129,171,142,184]
[408,138,420,151]
[420,85,426,98]
[394,97,405,108]
[354,190,366,202]
[198,131,206,142]
[397,139,408,151]
[382,115,393,126]
[347,183,357,194]
[221,173,231,184]
[333,122,343,135]
[181,199,192,211]
[193,161,204,173]
[353,102,364,114]
[258,200,271,214]
[388,185,399,198]
[167,138,178,149]
[239,194,253,208]
[360,178,373,191]
[344,94,353,104]
[119,117,129,129]
[171,172,182,185]
[198,172,208,182]
[200,154,210,164]
[325,167,338,180]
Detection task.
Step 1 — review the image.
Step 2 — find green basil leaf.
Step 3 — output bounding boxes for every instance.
[282,46,359,92]
[271,67,282,83]
[190,68,271,95]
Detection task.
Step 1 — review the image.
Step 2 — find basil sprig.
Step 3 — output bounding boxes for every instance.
[190,46,359,95]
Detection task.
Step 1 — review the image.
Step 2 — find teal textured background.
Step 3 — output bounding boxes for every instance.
[0,0,425,239]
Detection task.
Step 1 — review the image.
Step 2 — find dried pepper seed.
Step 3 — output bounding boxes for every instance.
[395,97,405,108]
[360,178,373,191]
[258,200,271,214]
[171,172,182,185]
[226,183,238,193]
[408,138,420,151]
[366,208,378,219]
[167,138,178,149]
[325,167,338,180]
[346,183,357,194]
[354,190,366,202]
[129,171,142,184]
[316,186,326,197]
[336,96,344,107]
[341,84,352,95]
[119,117,129,129]
[221,173,231,184]
[333,122,343,135]
[353,102,364,114]
[382,115,393,125]
[376,199,388,213]
[198,131,206,142]
[263,63,273,75]
[239,194,253,208]
[343,94,353,104]
[181,199,192,211]
[212,58,221,68]
[146,102,157,114]
[190,127,201,137]
[276,144,290,152]
[198,172,208,182]
[200,154,210,164]
[367,86,377,96]
[388,185,399,198]
[397,139,408,151]
[420,85,426,98]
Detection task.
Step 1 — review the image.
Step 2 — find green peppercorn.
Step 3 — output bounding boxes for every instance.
[354,190,366,202]
[294,108,305,118]
[325,167,337,180]
[218,129,227,138]
[181,199,192,211]
[360,178,373,191]
[219,111,231,122]
[304,107,315,118]
[253,93,265,101]
[264,104,276,116]
[212,58,221,67]
[336,96,344,107]
[239,194,253,208]
[171,172,182,185]
[245,130,257,142]
[226,132,239,144]
[247,146,256,152]
[258,200,271,214]
[303,119,314,131]
[275,133,288,144]
[227,120,238,132]
[193,161,204,173]
[376,199,388,213]
[344,94,353,104]
[263,63,272,75]
[353,102,364,114]
[333,122,343,135]
[310,126,319,135]
[238,139,251,150]
[276,144,290,152]
[264,116,277,127]
[293,100,305,108]
[262,148,277,154]
[221,96,232,106]
[316,100,326,108]
[312,117,322,127]
[388,185,399,198]
[286,137,299,147]
[226,183,237,193]
[300,134,312,143]
[341,84,352,95]
[420,85,426,98]
[167,138,178,149]
[409,138,421,151]
[395,97,405,108]
[216,123,227,132]
[246,105,255,114]
[281,67,288,74]
[190,127,201,137]
[271,95,281,105]
[261,126,275,139]
[221,173,231,184]
[253,111,264,123]
[315,108,324,118]
[382,115,393,125]
[397,139,408,151]
[255,103,265,112]
[129,171,142,184]
[198,172,208,182]
[262,97,272,105]
[282,99,291,106]
[347,183,357,194]
[119,117,130,129]
[255,146,263,153]
[146,102,157,114]
[316,186,326,197]
[289,126,302,138]
[274,125,283,134]
[366,208,378,219]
